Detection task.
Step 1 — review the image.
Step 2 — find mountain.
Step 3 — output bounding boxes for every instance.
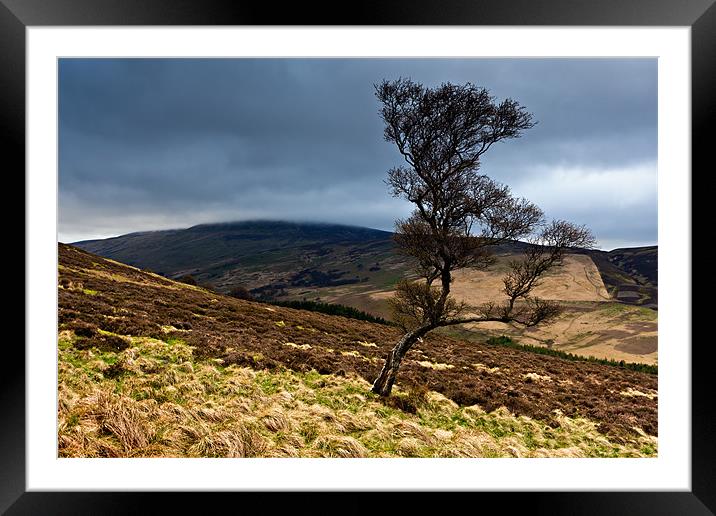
[72,220,657,308]
[73,220,401,296]
[57,243,657,457]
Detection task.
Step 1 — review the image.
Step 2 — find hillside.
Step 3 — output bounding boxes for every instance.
[73,221,404,297]
[71,221,658,365]
[583,246,658,309]
[57,244,657,458]
[71,221,657,308]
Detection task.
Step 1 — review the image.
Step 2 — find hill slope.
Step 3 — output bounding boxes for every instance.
[73,220,402,296]
[582,246,658,309]
[71,221,658,364]
[73,220,657,309]
[58,244,657,457]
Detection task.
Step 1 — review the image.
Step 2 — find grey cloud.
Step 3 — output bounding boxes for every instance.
[59,58,657,249]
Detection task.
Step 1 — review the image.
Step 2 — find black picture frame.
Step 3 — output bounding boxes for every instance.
[4,1,712,513]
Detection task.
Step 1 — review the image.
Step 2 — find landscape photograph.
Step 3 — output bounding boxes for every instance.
[57,57,658,459]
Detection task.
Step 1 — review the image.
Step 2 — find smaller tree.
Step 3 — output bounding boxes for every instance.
[228,285,254,300]
[178,274,197,286]
[371,78,595,397]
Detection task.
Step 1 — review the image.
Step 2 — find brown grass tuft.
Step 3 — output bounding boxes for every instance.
[262,410,293,433]
[314,435,368,458]
[89,392,154,455]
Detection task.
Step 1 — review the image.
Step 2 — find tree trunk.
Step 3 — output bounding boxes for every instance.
[371,324,433,397]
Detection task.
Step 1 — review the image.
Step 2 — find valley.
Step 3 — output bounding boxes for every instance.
[73,221,658,365]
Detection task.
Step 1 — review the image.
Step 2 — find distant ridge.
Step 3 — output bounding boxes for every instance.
[73,220,656,308]
[74,219,393,248]
[73,220,396,293]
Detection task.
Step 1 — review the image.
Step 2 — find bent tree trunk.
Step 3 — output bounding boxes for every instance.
[371,324,434,397]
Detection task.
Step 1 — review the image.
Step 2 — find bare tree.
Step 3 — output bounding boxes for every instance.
[371,78,595,397]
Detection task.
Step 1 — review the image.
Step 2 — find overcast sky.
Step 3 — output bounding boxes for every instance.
[59,58,657,250]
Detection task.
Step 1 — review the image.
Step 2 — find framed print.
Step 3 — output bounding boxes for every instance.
[4,0,713,513]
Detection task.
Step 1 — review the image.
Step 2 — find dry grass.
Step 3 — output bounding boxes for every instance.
[415,360,455,370]
[450,254,611,304]
[58,332,657,458]
[58,243,658,439]
[620,387,658,400]
[354,253,657,366]
[523,372,552,383]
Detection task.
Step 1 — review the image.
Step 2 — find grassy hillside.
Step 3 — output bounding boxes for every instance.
[318,252,657,366]
[73,220,404,296]
[71,221,657,311]
[438,300,658,366]
[58,244,658,457]
[58,332,656,458]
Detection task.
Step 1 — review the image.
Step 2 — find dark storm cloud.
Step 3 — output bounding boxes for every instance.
[59,58,657,249]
